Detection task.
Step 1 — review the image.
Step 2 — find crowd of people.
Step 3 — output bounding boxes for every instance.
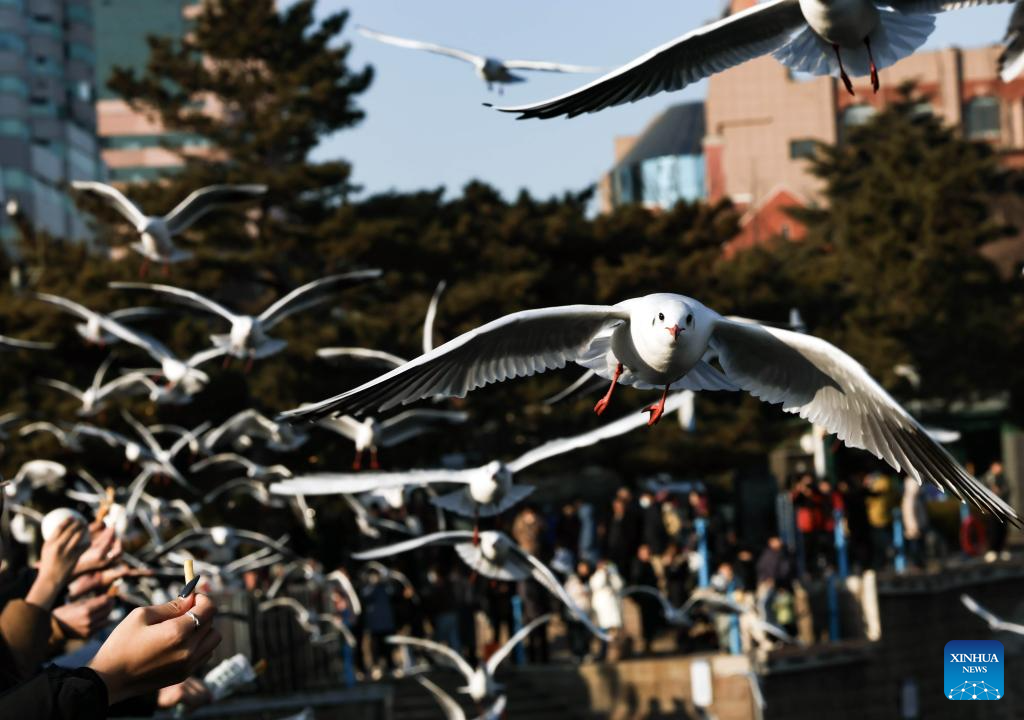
[1,459,1012,716]
[0,512,222,718]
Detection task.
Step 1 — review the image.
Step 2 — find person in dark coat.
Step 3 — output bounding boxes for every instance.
[630,544,663,655]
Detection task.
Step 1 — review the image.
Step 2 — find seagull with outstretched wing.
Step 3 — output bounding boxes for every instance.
[35,292,162,347]
[496,0,1011,118]
[357,26,600,92]
[389,614,551,702]
[353,530,607,640]
[281,293,1018,525]
[274,392,691,527]
[202,409,308,453]
[39,357,150,416]
[110,270,381,368]
[71,182,266,274]
[414,676,506,720]
[961,594,1024,635]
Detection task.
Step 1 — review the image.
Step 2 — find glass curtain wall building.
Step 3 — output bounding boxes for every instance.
[0,0,102,251]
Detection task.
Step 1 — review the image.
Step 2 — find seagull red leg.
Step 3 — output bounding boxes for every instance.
[351,450,363,471]
[244,356,254,374]
[594,363,623,416]
[138,260,149,278]
[864,37,879,93]
[643,385,671,426]
[833,44,854,96]
[370,448,380,470]
[472,506,480,546]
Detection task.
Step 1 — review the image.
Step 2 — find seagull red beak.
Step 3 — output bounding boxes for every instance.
[667,325,682,339]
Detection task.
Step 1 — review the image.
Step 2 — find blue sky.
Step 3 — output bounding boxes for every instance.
[313,1,1012,201]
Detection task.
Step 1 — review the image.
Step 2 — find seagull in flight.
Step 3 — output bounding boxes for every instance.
[39,357,150,417]
[111,270,381,369]
[35,293,162,347]
[388,614,551,702]
[202,409,309,453]
[353,530,607,639]
[497,0,1012,118]
[273,392,691,524]
[1001,2,1024,81]
[0,334,53,351]
[314,409,470,470]
[961,594,1024,635]
[357,26,601,93]
[414,677,505,720]
[71,182,266,274]
[282,293,1018,525]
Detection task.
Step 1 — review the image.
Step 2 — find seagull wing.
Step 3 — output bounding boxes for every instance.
[513,544,609,640]
[326,570,363,616]
[317,347,407,368]
[423,280,447,355]
[71,181,148,227]
[162,184,266,236]
[378,409,470,447]
[620,585,677,620]
[315,415,364,442]
[502,60,603,73]
[486,613,552,675]
[1002,2,1024,82]
[96,317,174,364]
[507,393,692,473]
[961,593,1007,628]
[121,411,163,456]
[282,305,628,421]
[0,335,54,351]
[357,26,484,67]
[350,531,473,561]
[191,453,252,473]
[35,293,99,323]
[389,636,475,681]
[709,318,1020,525]
[258,270,382,328]
[496,0,804,119]
[270,470,472,496]
[542,369,602,405]
[40,378,84,401]
[110,282,238,323]
[414,676,466,720]
[888,0,1010,12]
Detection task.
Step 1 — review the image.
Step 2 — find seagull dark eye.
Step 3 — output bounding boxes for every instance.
[686,314,694,326]
[658,313,664,321]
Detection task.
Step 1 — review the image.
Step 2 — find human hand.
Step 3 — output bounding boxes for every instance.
[68,563,149,599]
[88,593,221,706]
[156,677,212,710]
[53,595,116,639]
[74,526,122,576]
[28,518,89,609]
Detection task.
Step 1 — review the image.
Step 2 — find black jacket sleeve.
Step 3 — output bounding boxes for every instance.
[0,666,108,720]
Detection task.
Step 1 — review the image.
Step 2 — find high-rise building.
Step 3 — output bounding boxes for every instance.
[0,0,103,250]
[93,0,206,183]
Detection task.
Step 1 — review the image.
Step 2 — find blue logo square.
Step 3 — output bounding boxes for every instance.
[945,640,1004,700]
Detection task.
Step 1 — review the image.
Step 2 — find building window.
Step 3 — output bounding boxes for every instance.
[0,76,28,97]
[789,139,818,160]
[67,43,94,64]
[964,97,1001,140]
[0,119,28,138]
[0,32,26,54]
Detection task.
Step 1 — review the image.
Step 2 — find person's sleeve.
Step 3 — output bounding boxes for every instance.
[0,666,108,720]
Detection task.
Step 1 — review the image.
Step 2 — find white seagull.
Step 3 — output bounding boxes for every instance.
[0,334,53,351]
[315,409,470,470]
[357,26,601,93]
[202,409,309,453]
[274,392,691,522]
[282,293,1018,524]
[257,597,356,646]
[497,0,1012,118]
[91,314,225,394]
[353,530,607,639]
[71,182,266,274]
[1001,2,1024,81]
[414,677,506,720]
[110,270,381,368]
[39,357,151,417]
[388,614,551,702]
[191,453,293,480]
[961,594,1024,635]
[18,421,85,452]
[35,293,162,347]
